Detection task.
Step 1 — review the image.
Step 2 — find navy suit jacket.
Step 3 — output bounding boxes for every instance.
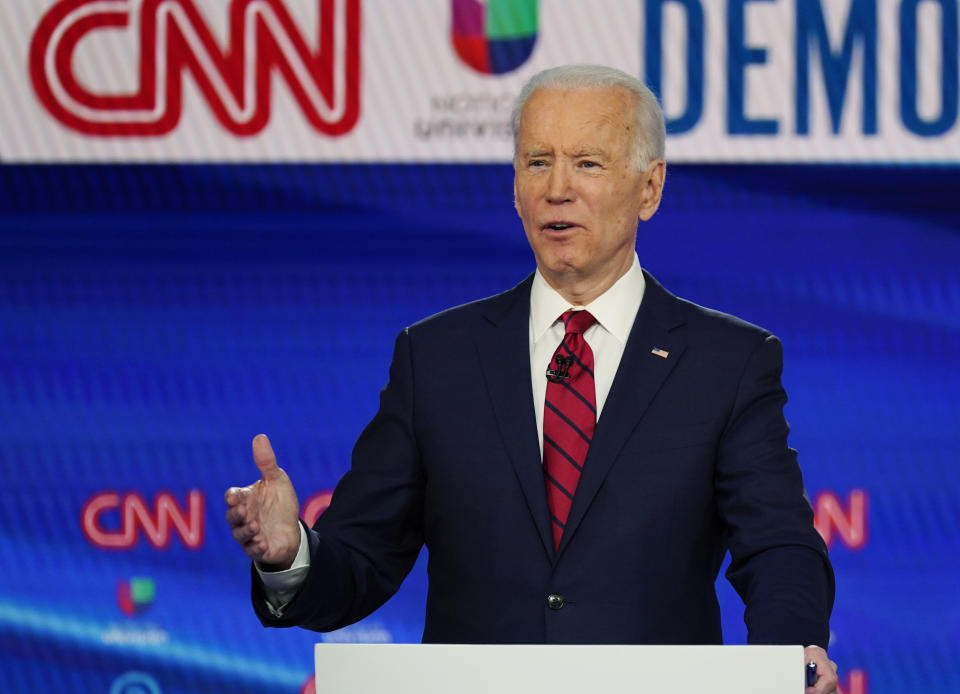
[253,271,834,646]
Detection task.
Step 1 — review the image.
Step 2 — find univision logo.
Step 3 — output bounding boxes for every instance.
[452,0,538,75]
[117,577,156,617]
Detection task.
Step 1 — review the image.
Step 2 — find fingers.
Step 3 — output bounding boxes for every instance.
[231,518,260,544]
[224,504,248,527]
[812,660,839,694]
[224,486,246,506]
[224,487,253,529]
[231,516,273,562]
[252,433,283,481]
[242,537,269,561]
[225,435,297,563]
[804,646,839,694]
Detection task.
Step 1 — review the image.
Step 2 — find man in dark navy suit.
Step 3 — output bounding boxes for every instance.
[225,64,838,693]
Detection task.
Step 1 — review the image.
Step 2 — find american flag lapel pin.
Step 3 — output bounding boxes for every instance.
[650,347,670,359]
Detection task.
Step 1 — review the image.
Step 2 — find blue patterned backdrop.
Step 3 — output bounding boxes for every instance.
[1,163,959,693]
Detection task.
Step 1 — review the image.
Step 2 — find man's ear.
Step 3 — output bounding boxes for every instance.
[638,159,666,222]
[513,174,521,215]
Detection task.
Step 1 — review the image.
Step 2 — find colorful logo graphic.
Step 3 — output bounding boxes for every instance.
[117,577,156,617]
[451,0,538,75]
[29,0,361,137]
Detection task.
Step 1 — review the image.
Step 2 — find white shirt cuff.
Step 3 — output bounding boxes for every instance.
[256,522,311,615]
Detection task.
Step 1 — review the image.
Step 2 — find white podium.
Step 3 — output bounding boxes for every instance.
[314,643,806,693]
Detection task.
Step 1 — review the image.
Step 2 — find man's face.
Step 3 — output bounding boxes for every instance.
[514,87,664,298]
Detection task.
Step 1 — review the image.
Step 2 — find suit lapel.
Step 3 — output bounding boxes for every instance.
[557,272,688,557]
[475,275,555,559]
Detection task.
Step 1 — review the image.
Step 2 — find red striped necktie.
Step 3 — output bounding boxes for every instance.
[543,309,597,551]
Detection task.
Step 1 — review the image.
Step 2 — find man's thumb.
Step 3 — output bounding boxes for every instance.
[252,434,282,481]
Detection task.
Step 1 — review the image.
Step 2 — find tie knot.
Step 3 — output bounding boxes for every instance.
[561,309,596,335]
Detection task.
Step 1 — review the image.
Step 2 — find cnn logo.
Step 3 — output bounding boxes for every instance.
[82,490,205,549]
[30,0,361,136]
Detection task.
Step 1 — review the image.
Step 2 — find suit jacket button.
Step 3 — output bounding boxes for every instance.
[546,594,565,610]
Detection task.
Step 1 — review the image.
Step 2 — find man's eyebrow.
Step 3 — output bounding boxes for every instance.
[520,149,553,158]
[518,148,613,160]
[569,149,608,159]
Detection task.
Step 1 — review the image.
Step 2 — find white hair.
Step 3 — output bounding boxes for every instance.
[511,64,666,169]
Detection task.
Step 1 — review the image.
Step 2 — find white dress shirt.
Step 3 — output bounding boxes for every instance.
[529,254,645,457]
[259,254,647,612]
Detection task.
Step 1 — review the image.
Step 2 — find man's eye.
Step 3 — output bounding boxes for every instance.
[580,160,599,168]
[529,160,547,167]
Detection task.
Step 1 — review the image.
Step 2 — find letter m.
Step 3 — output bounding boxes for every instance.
[796,0,877,134]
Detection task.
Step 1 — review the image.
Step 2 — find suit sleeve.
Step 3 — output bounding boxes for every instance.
[715,333,835,647]
[251,328,425,631]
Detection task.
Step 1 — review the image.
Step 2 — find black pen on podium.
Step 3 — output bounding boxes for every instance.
[805,661,818,688]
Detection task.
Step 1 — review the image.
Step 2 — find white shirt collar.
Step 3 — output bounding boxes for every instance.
[530,253,646,344]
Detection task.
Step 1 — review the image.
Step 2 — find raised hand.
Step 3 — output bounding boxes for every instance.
[224,434,301,570]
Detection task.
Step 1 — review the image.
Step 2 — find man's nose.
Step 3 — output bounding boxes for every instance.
[545,164,574,203]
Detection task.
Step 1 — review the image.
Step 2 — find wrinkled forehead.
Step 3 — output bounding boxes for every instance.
[515,86,637,154]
